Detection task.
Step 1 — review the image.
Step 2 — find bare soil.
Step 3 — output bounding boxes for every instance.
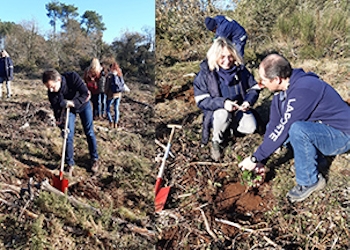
[154,80,350,249]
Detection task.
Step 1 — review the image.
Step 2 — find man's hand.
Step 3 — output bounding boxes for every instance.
[239,156,257,171]
[66,100,75,108]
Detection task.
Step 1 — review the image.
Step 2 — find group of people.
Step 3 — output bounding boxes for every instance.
[194,15,350,202]
[4,14,349,203]
[83,58,129,128]
[42,58,128,176]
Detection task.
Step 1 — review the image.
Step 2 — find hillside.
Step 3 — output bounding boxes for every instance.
[154,57,350,249]
[0,76,156,249]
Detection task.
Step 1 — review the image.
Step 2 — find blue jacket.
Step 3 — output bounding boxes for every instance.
[193,60,259,144]
[47,72,90,121]
[0,56,14,81]
[254,68,350,162]
[214,15,246,43]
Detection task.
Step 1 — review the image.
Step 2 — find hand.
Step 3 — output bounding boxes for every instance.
[66,100,75,108]
[241,101,250,111]
[224,100,238,112]
[238,156,257,171]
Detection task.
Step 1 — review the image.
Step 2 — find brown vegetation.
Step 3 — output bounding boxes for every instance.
[0,76,156,249]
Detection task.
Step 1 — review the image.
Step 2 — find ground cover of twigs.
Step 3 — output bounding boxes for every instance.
[0,77,156,249]
[154,60,350,249]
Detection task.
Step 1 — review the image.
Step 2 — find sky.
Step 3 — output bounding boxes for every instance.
[0,0,155,44]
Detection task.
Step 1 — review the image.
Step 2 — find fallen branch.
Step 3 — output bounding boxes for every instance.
[189,161,233,167]
[155,139,175,158]
[41,178,101,214]
[215,218,280,249]
[200,209,218,241]
[40,178,155,239]
[0,183,22,194]
[0,198,38,219]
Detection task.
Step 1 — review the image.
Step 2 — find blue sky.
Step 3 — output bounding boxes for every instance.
[0,0,155,44]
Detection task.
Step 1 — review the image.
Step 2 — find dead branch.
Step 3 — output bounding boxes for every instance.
[0,183,22,194]
[200,209,217,241]
[189,161,233,167]
[41,178,101,214]
[155,139,175,158]
[40,178,155,239]
[215,218,280,249]
[0,198,38,219]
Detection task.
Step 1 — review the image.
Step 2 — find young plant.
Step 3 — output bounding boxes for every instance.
[242,165,265,189]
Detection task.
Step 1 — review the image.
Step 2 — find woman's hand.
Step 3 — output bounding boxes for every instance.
[224,100,239,112]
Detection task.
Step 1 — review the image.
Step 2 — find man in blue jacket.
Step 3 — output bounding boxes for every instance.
[239,53,350,202]
[42,69,99,175]
[205,15,247,58]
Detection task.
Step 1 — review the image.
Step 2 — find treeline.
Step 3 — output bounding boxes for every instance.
[0,1,155,84]
[156,0,350,66]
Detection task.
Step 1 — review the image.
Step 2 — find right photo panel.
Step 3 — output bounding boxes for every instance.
[155,0,350,249]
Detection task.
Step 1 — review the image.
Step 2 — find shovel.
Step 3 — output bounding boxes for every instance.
[53,107,70,193]
[155,124,182,213]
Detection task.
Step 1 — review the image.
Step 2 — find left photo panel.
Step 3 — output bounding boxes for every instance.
[0,0,156,249]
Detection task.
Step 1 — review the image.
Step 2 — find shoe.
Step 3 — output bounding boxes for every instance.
[113,123,117,129]
[91,159,99,173]
[65,165,74,177]
[211,141,222,162]
[287,174,326,202]
[109,122,113,128]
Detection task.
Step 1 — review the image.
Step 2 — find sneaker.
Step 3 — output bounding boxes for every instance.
[65,165,74,177]
[287,174,326,202]
[91,159,99,173]
[211,141,222,162]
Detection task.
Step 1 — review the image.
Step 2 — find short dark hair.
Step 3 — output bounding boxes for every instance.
[261,53,292,79]
[42,69,61,84]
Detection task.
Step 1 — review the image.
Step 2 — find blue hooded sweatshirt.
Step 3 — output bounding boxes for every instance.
[214,15,246,43]
[253,68,350,162]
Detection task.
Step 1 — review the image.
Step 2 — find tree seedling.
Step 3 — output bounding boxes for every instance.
[242,165,265,189]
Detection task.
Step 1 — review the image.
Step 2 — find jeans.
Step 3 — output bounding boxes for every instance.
[233,35,247,58]
[106,97,121,124]
[90,93,99,118]
[98,93,106,117]
[0,77,12,98]
[289,121,350,186]
[64,103,98,166]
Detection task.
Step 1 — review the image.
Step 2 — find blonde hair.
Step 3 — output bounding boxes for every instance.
[88,58,102,75]
[206,37,243,71]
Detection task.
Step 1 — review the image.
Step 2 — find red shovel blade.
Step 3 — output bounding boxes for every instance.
[155,186,171,213]
[53,171,69,193]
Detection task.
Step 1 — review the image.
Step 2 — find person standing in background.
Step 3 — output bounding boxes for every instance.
[98,63,107,119]
[105,62,127,129]
[205,15,247,58]
[0,50,14,99]
[84,58,103,120]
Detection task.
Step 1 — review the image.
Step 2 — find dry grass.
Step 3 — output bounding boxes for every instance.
[0,76,156,249]
[155,57,350,249]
